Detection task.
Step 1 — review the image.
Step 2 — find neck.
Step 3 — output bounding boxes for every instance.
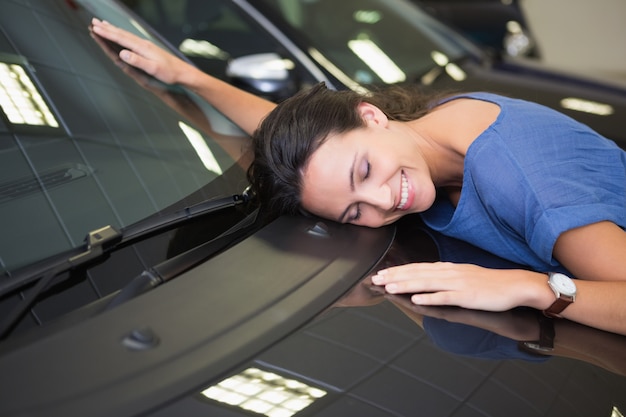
[403,119,466,188]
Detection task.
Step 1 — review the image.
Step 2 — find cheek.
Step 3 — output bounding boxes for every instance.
[359,209,397,228]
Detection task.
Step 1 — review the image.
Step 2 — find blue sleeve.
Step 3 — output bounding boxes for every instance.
[473,125,626,267]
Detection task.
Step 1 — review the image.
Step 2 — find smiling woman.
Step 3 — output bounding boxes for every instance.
[90,18,626,336]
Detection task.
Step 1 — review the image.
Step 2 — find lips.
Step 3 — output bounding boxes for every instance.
[396,171,413,210]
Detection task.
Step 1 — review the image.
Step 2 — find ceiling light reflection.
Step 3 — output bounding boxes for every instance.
[308,48,368,93]
[444,63,467,81]
[560,97,614,116]
[348,38,406,84]
[0,62,59,127]
[430,50,449,66]
[353,9,382,24]
[178,121,222,174]
[428,51,466,82]
[179,38,229,60]
[201,367,327,417]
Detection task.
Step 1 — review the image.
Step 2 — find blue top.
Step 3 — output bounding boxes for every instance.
[421,92,626,273]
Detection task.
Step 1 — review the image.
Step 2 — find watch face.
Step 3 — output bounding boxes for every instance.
[550,273,577,295]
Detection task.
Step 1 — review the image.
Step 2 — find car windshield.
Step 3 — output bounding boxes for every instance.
[0,0,251,275]
[255,0,480,86]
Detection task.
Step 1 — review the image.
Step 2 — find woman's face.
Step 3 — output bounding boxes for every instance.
[300,103,437,228]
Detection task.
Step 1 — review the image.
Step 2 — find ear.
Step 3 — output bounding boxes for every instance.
[357,102,388,127]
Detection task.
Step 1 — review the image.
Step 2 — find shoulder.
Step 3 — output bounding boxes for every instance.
[427,96,501,155]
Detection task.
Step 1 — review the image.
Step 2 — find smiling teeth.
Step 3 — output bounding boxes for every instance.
[397,172,409,209]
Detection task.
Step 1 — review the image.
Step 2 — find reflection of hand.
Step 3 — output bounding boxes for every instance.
[90,24,211,129]
[90,18,195,86]
[89,20,252,166]
[388,293,626,376]
[90,27,164,92]
[372,262,546,312]
[387,295,540,341]
[332,277,386,308]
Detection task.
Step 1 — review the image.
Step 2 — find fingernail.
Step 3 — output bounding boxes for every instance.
[386,283,397,293]
[120,50,130,61]
[411,295,422,304]
[371,274,383,285]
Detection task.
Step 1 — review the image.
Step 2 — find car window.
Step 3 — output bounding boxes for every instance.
[0,1,251,275]
[124,0,276,80]
[122,0,320,98]
[255,0,478,85]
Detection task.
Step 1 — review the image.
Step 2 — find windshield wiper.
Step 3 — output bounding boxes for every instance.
[104,206,259,311]
[0,188,254,340]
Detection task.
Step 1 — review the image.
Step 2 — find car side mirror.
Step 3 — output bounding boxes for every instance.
[226,53,298,102]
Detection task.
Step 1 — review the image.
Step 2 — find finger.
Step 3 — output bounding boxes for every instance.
[91,18,147,53]
[372,263,461,291]
[411,291,461,307]
[383,278,451,295]
[118,50,160,77]
[374,262,457,282]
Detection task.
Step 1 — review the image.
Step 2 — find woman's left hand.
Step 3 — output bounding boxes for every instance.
[371,262,548,312]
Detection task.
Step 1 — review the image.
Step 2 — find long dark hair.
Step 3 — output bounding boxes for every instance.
[248,82,448,217]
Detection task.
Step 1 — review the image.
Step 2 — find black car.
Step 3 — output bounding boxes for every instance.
[1,1,626,417]
[413,0,538,58]
[123,0,626,151]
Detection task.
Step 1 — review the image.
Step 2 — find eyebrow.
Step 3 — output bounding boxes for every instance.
[337,153,357,223]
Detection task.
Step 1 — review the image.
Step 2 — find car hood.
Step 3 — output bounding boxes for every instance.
[128,217,626,416]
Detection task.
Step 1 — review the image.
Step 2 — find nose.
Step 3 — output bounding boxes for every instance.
[361,183,394,211]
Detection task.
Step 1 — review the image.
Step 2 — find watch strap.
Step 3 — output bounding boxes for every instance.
[543,293,574,318]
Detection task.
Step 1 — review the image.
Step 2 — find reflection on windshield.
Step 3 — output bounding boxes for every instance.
[0,61,59,128]
[257,0,473,86]
[347,38,406,83]
[0,1,250,274]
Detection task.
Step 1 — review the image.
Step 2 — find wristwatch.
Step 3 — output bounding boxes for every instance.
[543,272,577,318]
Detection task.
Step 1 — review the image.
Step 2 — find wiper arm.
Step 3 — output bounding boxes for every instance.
[104,207,259,311]
[0,189,254,340]
[120,188,253,244]
[0,225,122,340]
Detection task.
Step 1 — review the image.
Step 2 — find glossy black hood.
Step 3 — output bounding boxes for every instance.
[143,217,626,417]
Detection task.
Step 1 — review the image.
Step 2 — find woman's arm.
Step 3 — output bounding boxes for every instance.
[549,221,626,333]
[372,222,626,335]
[90,18,276,135]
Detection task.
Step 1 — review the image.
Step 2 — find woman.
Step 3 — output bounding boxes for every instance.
[90,19,626,335]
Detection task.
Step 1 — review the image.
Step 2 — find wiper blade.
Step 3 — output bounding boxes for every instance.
[121,188,253,243]
[104,207,259,311]
[0,189,254,340]
[0,190,253,296]
[0,225,122,340]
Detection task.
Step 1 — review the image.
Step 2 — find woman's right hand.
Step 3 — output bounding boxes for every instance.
[90,17,276,136]
[90,18,194,86]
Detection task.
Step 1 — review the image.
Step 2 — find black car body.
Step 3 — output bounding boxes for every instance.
[1,1,626,417]
[413,0,538,58]
[0,1,396,414]
[124,0,626,150]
